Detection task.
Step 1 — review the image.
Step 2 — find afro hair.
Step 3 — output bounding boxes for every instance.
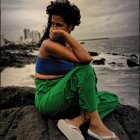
[40,0,81,44]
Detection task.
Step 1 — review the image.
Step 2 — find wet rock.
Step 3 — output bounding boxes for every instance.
[80,41,85,44]
[108,62,116,65]
[92,58,106,65]
[108,62,125,68]
[0,51,36,70]
[0,86,139,140]
[127,54,139,67]
[88,52,99,56]
[112,52,120,55]
[0,44,38,71]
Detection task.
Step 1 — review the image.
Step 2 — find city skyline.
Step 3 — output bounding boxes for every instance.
[1,28,41,46]
[1,0,139,41]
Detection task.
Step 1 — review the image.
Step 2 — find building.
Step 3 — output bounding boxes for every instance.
[31,30,41,43]
[23,29,31,43]
[23,29,41,43]
[20,36,23,42]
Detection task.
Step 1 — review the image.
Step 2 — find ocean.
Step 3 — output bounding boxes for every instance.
[83,36,139,109]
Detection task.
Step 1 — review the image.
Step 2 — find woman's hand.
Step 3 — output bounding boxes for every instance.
[49,29,66,41]
[45,29,92,63]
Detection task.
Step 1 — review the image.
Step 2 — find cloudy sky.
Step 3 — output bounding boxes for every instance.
[1,0,139,41]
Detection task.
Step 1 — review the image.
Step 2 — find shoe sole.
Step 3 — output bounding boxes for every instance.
[88,129,119,140]
[57,119,85,140]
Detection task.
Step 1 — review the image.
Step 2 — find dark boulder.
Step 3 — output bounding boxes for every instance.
[0,86,35,110]
[0,86,139,140]
[0,44,38,71]
[92,58,106,65]
[88,52,99,56]
[127,54,139,67]
[112,52,120,55]
[0,51,36,70]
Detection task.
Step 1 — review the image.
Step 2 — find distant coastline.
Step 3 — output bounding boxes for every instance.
[79,35,139,42]
[80,37,109,41]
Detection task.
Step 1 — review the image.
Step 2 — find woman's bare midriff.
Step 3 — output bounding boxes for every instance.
[35,72,64,80]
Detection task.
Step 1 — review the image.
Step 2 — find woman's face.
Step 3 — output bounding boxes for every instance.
[50,15,72,33]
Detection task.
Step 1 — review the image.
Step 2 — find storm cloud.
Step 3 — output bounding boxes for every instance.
[1,0,139,41]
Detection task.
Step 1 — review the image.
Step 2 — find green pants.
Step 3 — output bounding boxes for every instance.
[35,64,119,119]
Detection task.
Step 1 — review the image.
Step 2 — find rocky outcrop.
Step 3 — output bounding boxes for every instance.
[88,52,99,56]
[0,51,36,70]
[0,86,139,140]
[0,44,39,71]
[127,54,139,67]
[92,58,106,65]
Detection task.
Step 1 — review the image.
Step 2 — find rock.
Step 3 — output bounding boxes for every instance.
[0,86,139,140]
[0,51,36,69]
[108,62,116,67]
[0,106,49,140]
[92,58,106,65]
[0,86,35,110]
[127,54,139,67]
[112,52,120,55]
[80,41,85,44]
[88,52,99,56]
[0,44,38,71]
[108,62,125,68]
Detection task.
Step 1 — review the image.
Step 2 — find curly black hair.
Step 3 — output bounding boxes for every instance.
[40,0,81,44]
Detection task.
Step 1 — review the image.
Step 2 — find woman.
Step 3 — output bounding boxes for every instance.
[35,0,119,140]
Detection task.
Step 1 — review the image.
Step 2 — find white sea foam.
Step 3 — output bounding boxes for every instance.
[92,54,126,70]
[1,64,35,88]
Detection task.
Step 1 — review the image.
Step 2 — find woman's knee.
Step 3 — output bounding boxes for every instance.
[73,64,96,85]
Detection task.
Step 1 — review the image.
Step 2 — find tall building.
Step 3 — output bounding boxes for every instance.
[31,30,41,43]
[23,29,31,42]
[23,29,41,43]
[19,36,23,42]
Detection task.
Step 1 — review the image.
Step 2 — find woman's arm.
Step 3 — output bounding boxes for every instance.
[42,39,81,63]
[43,29,93,63]
[63,31,92,63]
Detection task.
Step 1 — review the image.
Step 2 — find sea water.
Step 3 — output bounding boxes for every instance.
[83,36,139,109]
